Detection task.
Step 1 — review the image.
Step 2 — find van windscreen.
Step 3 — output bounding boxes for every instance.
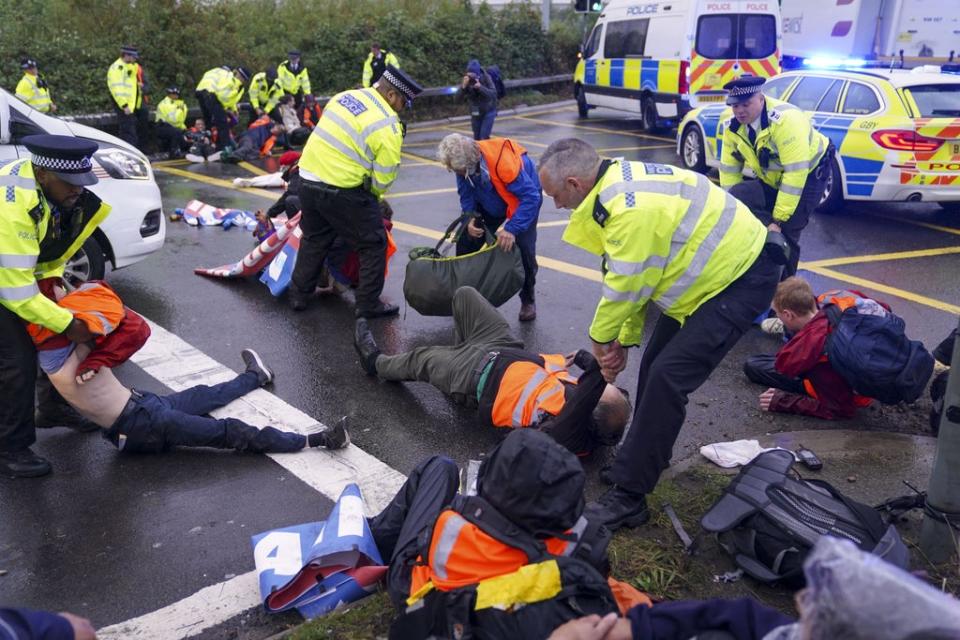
[696,14,776,60]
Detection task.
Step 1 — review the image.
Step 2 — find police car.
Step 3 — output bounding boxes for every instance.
[676,67,960,213]
[0,88,165,283]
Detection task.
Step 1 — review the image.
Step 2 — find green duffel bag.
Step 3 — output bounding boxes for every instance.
[404,214,524,316]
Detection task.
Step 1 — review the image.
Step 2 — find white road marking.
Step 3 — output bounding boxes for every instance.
[97,318,406,640]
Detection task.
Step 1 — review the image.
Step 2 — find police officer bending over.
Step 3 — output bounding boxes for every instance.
[288,65,423,317]
[719,75,833,279]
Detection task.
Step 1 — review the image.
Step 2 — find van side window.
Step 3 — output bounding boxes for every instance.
[842,82,881,115]
[604,19,650,59]
[583,25,602,59]
[786,77,836,111]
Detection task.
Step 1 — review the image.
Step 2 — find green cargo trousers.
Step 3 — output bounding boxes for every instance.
[375,287,523,405]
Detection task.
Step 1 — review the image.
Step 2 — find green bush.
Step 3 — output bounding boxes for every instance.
[0,0,592,114]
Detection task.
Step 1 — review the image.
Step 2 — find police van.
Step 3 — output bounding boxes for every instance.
[574,0,782,130]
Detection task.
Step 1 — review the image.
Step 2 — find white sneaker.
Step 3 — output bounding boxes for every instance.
[233,178,252,187]
[184,153,205,163]
[207,151,222,162]
[761,317,785,335]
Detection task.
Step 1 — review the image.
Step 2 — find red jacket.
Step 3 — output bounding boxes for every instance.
[771,311,871,419]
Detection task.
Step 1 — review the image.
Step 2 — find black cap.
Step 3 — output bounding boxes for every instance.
[287,49,301,57]
[21,58,38,70]
[235,66,251,81]
[120,45,139,58]
[724,74,765,105]
[380,64,423,105]
[23,134,99,187]
[166,86,180,95]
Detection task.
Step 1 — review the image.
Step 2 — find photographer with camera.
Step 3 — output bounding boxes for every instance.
[457,59,499,140]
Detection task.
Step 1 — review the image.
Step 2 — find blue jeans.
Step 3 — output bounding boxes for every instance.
[471,110,496,140]
[103,371,306,454]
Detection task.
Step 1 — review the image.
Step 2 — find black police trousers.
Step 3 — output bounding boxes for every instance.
[0,306,37,453]
[290,180,388,315]
[195,90,230,150]
[608,251,781,495]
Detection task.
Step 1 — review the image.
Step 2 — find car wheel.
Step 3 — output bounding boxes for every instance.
[816,158,844,214]
[680,126,707,173]
[938,201,960,215]
[642,97,660,133]
[63,237,106,286]
[576,85,590,118]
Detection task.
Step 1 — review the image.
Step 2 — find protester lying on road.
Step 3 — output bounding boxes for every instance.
[0,607,97,640]
[744,277,875,420]
[233,150,301,189]
[354,286,631,455]
[220,116,286,163]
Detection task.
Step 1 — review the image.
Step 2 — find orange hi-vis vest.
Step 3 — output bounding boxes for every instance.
[477,138,526,219]
[248,115,277,157]
[27,282,125,346]
[491,354,577,428]
[408,508,586,598]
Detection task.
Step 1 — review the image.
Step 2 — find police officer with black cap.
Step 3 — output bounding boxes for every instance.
[0,135,111,478]
[289,64,423,317]
[719,75,834,280]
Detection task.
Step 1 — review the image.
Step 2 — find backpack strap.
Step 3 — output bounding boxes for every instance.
[452,494,548,563]
[823,302,844,329]
[803,478,887,544]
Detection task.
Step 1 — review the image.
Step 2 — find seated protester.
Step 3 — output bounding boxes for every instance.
[369,429,622,638]
[220,116,285,163]
[354,286,631,455]
[299,94,322,130]
[154,86,188,159]
[31,282,348,455]
[744,277,873,420]
[184,118,219,163]
[277,94,301,136]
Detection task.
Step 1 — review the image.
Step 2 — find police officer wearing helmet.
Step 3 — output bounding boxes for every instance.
[289,65,423,317]
[0,135,112,478]
[15,58,56,114]
[719,75,834,279]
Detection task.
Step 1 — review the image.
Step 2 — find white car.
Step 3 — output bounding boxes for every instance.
[0,89,165,283]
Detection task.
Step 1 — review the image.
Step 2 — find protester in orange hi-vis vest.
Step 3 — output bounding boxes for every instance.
[437,133,542,321]
[354,286,631,455]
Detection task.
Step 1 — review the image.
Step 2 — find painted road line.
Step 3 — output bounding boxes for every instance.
[596,144,676,152]
[803,245,960,268]
[513,115,675,142]
[803,265,960,315]
[152,158,191,168]
[238,161,269,176]
[401,151,443,167]
[871,214,960,238]
[440,124,551,148]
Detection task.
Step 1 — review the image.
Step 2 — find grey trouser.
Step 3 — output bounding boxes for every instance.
[375,287,522,405]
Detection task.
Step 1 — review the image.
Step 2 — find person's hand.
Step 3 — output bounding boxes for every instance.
[62,318,95,344]
[768,222,782,232]
[466,217,485,239]
[58,612,97,640]
[122,106,132,115]
[547,613,621,640]
[564,351,578,368]
[462,75,471,89]
[593,340,627,383]
[50,103,58,113]
[496,228,516,251]
[759,388,777,411]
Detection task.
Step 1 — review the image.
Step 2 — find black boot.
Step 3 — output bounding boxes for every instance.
[356,301,399,319]
[584,485,650,531]
[353,319,381,376]
[0,448,52,478]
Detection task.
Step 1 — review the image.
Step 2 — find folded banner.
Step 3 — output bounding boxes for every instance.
[194,213,302,279]
[251,484,387,619]
[178,199,258,231]
[259,224,302,296]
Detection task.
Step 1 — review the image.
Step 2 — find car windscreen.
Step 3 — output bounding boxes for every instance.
[905,84,960,117]
[696,14,777,60]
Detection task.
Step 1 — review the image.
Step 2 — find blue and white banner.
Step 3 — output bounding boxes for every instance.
[259,225,302,297]
[250,483,387,619]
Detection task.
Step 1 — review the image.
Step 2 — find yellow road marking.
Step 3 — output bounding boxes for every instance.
[869,214,960,238]
[238,161,269,176]
[596,144,676,152]
[155,166,279,200]
[401,151,443,167]
[513,115,675,142]
[391,187,458,198]
[802,245,960,268]
[439,124,550,149]
[803,265,960,314]
[152,158,190,168]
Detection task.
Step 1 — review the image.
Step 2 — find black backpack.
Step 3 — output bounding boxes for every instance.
[823,302,934,404]
[702,450,909,587]
[486,65,507,99]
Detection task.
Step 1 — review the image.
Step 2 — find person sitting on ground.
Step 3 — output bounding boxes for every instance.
[154,86,188,159]
[32,283,347,455]
[744,276,874,420]
[299,94,322,130]
[184,119,218,163]
[220,116,285,163]
[354,286,631,455]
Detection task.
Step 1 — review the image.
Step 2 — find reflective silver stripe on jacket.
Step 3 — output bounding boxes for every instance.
[779,183,804,196]
[557,516,591,557]
[0,253,38,269]
[311,126,372,171]
[431,513,469,580]
[605,254,668,277]
[512,369,548,427]
[0,281,40,301]
[0,175,36,190]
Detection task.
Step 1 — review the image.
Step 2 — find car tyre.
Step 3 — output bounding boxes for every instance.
[642,97,660,133]
[63,237,106,286]
[680,125,707,173]
[576,85,590,118]
[816,157,844,214]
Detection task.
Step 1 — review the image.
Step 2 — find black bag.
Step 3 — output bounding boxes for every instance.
[486,65,507,99]
[403,214,524,316]
[701,450,909,587]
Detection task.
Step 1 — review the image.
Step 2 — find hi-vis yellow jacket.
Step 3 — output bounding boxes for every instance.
[298,88,402,198]
[362,50,399,88]
[15,73,52,113]
[719,96,829,223]
[277,61,310,96]
[248,72,284,114]
[562,160,766,346]
[0,159,110,332]
[196,67,245,112]
[155,96,187,129]
[106,57,141,110]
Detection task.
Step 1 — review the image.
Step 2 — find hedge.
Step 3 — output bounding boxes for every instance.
[0,0,594,114]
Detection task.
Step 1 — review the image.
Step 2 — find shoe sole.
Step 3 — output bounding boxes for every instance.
[2,465,52,479]
[241,349,274,385]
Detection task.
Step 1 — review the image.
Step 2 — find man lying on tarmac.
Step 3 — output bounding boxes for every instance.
[354,286,631,455]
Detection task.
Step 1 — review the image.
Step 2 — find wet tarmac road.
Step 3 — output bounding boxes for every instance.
[2,103,958,638]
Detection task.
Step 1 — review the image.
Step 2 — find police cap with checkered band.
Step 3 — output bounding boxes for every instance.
[724,74,766,105]
[379,64,423,106]
[23,134,99,186]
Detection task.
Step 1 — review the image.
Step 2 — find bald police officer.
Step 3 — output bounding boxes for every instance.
[0,135,111,477]
[719,75,833,279]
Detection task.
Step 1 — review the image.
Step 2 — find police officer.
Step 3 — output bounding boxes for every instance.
[248,68,284,123]
[362,42,399,88]
[15,58,56,114]
[288,65,423,317]
[538,138,782,530]
[277,50,311,107]
[195,66,250,150]
[155,86,188,158]
[106,45,146,149]
[0,135,111,478]
[719,75,833,279]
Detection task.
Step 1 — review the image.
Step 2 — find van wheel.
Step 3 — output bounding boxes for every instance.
[642,97,660,133]
[680,126,707,173]
[816,158,844,214]
[576,86,590,118]
[63,237,106,287]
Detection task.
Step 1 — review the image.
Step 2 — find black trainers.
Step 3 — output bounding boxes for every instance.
[353,319,381,376]
[0,448,52,478]
[307,416,350,450]
[356,301,399,319]
[584,485,650,531]
[241,349,274,386]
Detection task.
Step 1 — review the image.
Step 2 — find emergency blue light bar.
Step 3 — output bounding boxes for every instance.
[803,56,867,69]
